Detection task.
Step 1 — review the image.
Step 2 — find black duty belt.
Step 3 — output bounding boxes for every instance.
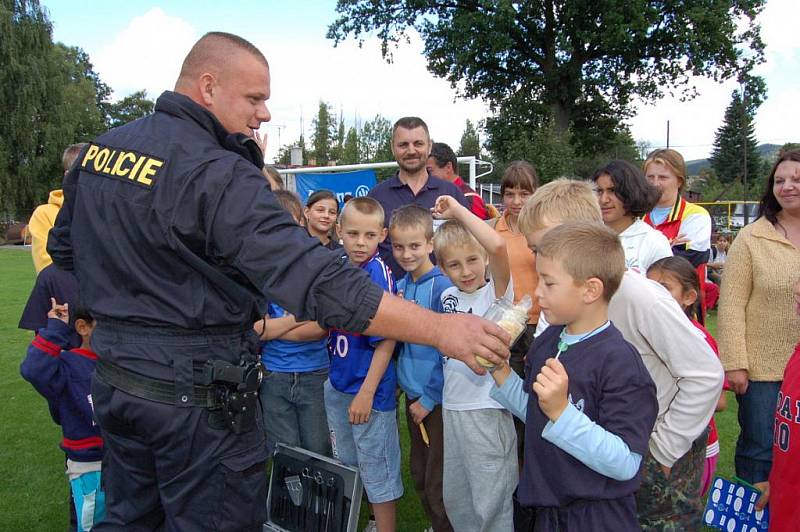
[96,359,221,408]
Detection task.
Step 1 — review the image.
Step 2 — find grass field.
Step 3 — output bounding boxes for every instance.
[0,247,738,530]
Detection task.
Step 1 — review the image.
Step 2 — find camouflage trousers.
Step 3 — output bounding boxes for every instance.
[636,428,709,531]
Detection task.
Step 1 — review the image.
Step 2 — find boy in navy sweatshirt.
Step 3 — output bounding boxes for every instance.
[390,205,453,532]
[490,223,657,531]
[21,298,104,531]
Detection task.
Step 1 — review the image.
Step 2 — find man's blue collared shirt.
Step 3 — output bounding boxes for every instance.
[368,172,468,278]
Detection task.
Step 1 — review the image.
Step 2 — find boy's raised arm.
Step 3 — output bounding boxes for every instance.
[431,195,510,298]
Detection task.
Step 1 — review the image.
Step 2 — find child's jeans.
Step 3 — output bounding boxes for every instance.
[259,368,330,456]
[323,379,403,504]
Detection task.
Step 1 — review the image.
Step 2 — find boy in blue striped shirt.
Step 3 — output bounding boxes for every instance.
[390,205,453,532]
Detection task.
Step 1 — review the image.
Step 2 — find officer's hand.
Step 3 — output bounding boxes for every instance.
[408,400,430,425]
[348,390,374,425]
[437,313,511,375]
[47,298,69,324]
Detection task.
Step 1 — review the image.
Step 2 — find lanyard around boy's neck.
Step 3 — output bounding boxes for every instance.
[554,322,610,360]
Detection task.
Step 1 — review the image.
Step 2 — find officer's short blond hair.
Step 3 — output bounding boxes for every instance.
[177,32,268,86]
[518,178,601,234]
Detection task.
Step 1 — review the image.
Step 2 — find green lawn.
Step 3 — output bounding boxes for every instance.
[0,248,738,530]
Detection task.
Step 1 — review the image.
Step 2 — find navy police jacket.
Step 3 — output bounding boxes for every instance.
[48,91,382,334]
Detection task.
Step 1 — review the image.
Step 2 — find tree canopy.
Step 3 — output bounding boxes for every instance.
[0,0,155,217]
[328,0,765,163]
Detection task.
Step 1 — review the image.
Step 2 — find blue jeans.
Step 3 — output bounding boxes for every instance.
[735,380,782,483]
[323,379,403,504]
[259,368,331,457]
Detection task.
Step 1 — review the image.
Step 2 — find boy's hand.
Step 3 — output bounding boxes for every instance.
[489,363,512,387]
[532,358,569,421]
[47,298,69,324]
[408,400,430,424]
[431,195,466,220]
[349,389,374,425]
[754,481,770,511]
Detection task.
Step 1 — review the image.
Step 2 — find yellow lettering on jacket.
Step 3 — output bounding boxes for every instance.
[79,143,164,188]
[136,158,163,186]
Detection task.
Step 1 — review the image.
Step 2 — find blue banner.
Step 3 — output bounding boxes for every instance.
[294,170,377,208]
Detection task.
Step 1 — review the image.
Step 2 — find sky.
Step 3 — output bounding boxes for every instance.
[42,0,799,163]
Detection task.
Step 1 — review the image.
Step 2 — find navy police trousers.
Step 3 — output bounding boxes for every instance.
[91,322,268,531]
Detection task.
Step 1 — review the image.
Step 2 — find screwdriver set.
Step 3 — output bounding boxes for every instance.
[264,444,363,532]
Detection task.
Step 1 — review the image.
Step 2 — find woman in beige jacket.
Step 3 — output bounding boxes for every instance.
[719,149,800,485]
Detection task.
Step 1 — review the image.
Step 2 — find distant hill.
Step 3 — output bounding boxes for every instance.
[686,144,783,176]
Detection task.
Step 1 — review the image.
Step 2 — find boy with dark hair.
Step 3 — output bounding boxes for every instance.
[491,221,658,530]
[427,142,490,220]
[21,298,104,531]
[390,204,453,532]
[326,196,402,531]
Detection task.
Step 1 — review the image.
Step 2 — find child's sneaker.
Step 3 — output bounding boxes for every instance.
[362,519,377,532]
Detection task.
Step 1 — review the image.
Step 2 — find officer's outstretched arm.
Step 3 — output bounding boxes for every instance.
[364,292,511,375]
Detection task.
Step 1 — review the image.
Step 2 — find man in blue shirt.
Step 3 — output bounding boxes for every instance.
[368,117,468,278]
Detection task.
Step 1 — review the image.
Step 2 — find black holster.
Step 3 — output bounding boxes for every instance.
[203,359,263,434]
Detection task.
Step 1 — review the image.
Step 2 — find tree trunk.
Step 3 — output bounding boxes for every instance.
[551,102,571,138]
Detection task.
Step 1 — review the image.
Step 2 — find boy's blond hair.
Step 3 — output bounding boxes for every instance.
[518,178,601,233]
[432,219,486,263]
[340,196,385,227]
[537,221,625,302]
[389,205,434,240]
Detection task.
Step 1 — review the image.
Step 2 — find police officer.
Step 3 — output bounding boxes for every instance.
[48,32,510,530]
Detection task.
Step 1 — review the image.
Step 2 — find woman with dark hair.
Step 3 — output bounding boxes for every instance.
[592,160,672,273]
[718,148,800,486]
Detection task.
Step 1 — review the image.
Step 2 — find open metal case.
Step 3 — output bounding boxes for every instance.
[264,444,363,532]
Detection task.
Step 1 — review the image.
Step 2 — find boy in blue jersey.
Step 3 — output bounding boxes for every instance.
[490,222,658,531]
[21,298,105,531]
[325,197,402,532]
[255,190,331,457]
[390,205,453,532]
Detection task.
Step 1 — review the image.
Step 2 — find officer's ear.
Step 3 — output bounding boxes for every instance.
[200,72,218,105]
